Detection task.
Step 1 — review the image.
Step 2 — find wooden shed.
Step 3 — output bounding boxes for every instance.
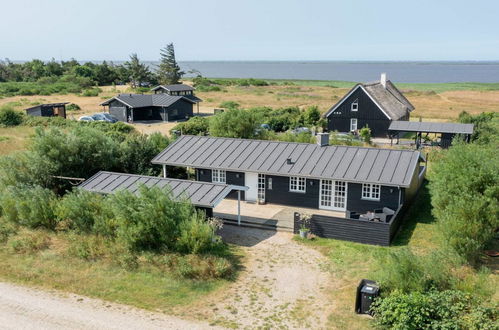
[25,103,68,119]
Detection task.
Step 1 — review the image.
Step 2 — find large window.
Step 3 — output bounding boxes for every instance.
[351,99,358,111]
[212,169,226,183]
[362,183,380,201]
[289,176,306,193]
[350,118,358,131]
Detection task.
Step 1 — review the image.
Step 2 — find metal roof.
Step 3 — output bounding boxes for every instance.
[25,102,69,111]
[324,80,414,120]
[151,84,195,92]
[100,94,195,108]
[389,121,474,134]
[152,136,423,187]
[79,171,247,208]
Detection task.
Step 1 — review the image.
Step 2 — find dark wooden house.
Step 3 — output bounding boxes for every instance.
[100,94,195,122]
[151,84,202,113]
[153,134,425,213]
[324,74,415,137]
[25,102,68,119]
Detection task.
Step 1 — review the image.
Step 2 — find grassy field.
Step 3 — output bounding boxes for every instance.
[0,230,241,314]
[0,126,35,156]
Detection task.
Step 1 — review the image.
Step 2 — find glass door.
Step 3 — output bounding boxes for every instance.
[258,174,266,202]
[319,180,347,211]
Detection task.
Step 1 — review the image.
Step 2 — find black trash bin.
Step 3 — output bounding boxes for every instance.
[355,279,380,315]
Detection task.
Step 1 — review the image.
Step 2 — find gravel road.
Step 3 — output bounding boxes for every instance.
[0,282,217,330]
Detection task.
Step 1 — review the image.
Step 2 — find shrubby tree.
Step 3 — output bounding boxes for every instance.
[170,116,209,135]
[118,132,169,175]
[157,43,184,85]
[125,53,153,88]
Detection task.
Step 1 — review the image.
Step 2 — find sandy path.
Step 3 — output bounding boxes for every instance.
[198,226,333,329]
[0,282,219,330]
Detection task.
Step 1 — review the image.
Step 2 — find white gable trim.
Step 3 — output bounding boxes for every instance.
[324,84,392,120]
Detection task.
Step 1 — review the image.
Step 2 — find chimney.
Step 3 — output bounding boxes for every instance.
[316,132,329,147]
[286,158,293,165]
[380,73,387,88]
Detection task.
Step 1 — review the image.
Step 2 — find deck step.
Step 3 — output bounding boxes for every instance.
[221,218,293,232]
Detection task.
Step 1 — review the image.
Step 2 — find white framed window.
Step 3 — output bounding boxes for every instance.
[351,99,358,111]
[212,169,226,183]
[362,183,380,201]
[289,176,306,193]
[350,118,358,131]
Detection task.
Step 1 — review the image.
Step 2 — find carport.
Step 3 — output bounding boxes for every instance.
[79,171,248,219]
[388,121,474,148]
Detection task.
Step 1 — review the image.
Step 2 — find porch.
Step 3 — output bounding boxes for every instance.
[213,199,346,232]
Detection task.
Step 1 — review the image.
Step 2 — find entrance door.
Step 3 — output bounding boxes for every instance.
[245,172,258,202]
[319,180,347,211]
[258,174,265,202]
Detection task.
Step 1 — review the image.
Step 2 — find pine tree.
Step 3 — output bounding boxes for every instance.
[125,53,151,88]
[157,43,184,85]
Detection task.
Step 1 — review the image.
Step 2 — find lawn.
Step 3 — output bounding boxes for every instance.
[0,126,34,156]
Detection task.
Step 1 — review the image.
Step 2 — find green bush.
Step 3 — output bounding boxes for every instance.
[372,290,498,330]
[81,87,101,97]
[66,103,81,111]
[170,116,209,136]
[0,220,17,243]
[0,185,58,229]
[177,213,219,254]
[359,126,372,144]
[429,142,499,262]
[209,108,260,139]
[56,190,109,233]
[219,101,240,109]
[0,106,23,126]
[66,233,109,260]
[118,132,169,175]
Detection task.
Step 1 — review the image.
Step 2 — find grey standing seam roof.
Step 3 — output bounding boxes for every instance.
[79,171,246,208]
[100,94,195,108]
[389,121,474,134]
[152,136,423,187]
[151,84,195,92]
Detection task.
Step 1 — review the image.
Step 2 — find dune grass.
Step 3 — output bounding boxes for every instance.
[0,126,34,156]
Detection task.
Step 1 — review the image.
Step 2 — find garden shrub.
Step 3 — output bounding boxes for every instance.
[170,116,209,135]
[56,189,109,233]
[0,185,58,229]
[7,229,51,254]
[209,108,260,139]
[118,132,169,175]
[176,213,219,254]
[429,142,499,262]
[372,290,498,330]
[0,106,23,126]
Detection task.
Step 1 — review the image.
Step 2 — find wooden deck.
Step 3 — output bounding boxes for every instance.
[213,199,346,232]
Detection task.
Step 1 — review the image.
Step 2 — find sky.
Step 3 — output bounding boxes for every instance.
[1,0,498,61]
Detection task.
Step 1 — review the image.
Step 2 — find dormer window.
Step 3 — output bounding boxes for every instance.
[351,100,358,111]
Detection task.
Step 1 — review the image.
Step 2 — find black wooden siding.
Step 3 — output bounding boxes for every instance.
[327,87,393,137]
[265,175,321,209]
[26,105,66,119]
[196,168,245,199]
[347,183,401,213]
[294,201,410,246]
[166,99,193,121]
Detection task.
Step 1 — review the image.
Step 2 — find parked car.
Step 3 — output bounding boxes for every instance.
[78,116,94,121]
[91,113,118,123]
[291,127,311,134]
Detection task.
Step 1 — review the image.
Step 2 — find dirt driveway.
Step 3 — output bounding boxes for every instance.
[195,225,334,329]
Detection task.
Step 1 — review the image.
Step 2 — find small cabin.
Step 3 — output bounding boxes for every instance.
[151,84,202,113]
[25,103,68,119]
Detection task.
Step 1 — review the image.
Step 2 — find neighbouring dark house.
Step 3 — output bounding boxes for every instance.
[100,93,195,122]
[25,102,68,119]
[151,84,202,113]
[324,73,415,137]
[152,133,426,245]
[79,171,247,218]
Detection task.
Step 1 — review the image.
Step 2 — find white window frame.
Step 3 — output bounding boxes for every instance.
[362,183,381,201]
[289,176,306,193]
[351,99,358,112]
[212,169,226,183]
[350,118,358,131]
